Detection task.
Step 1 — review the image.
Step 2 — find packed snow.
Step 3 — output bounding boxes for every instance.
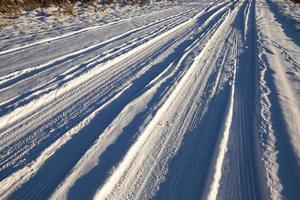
[0,0,299,199]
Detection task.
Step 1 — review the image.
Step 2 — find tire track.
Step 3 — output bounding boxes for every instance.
[0,7,185,56]
[0,8,194,94]
[0,2,232,199]
[0,10,192,117]
[91,2,244,200]
[215,0,261,199]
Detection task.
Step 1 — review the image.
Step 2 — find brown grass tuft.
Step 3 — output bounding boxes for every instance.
[0,0,21,16]
[0,0,156,17]
[61,2,75,15]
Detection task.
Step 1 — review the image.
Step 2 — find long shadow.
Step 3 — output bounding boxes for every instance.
[260,1,300,198]
[0,13,191,180]
[66,10,229,200]
[1,19,168,180]
[0,15,177,92]
[67,43,195,200]
[261,55,300,199]
[0,54,144,181]
[155,0,260,199]
[0,21,173,180]
[152,5,245,198]
[1,0,228,182]
[153,77,230,200]
[265,0,300,46]
[0,16,182,117]
[6,12,211,200]
[153,4,247,198]
[227,0,261,198]
[6,4,232,199]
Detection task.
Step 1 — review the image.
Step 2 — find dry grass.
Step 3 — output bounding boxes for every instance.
[0,0,154,17]
[61,2,75,15]
[0,0,21,16]
[0,0,87,16]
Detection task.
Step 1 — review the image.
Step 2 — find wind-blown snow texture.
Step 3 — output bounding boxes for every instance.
[0,0,299,199]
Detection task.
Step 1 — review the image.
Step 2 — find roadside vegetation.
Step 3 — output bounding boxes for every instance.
[0,0,159,16]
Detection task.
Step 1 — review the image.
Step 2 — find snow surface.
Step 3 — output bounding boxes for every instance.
[0,0,299,199]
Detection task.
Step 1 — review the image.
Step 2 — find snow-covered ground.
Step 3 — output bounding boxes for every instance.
[0,0,299,199]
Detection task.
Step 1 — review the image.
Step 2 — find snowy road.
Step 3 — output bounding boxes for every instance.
[0,0,299,199]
